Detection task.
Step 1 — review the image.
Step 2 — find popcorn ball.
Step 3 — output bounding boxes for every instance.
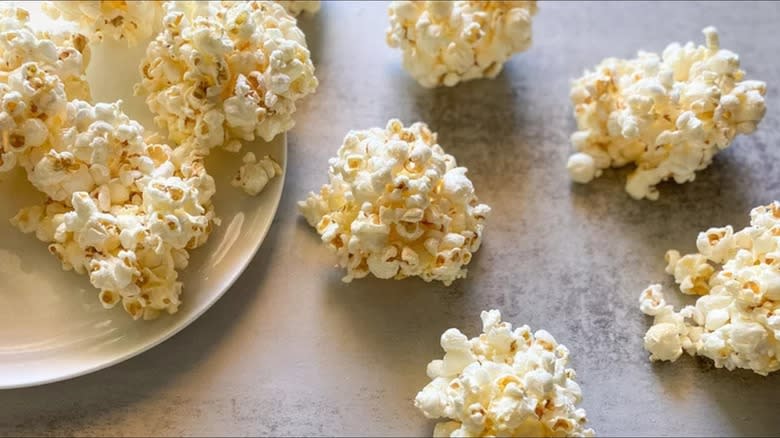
[0,62,67,173]
[231,152,282,196]
[0,5,218,320]
[386,1,537,87]
[11,99,217,320]
[42,0,165,46]
[274,0,320,16]
[639,202,780,375]
[0,5,90,174]
[0,6,91,101]
[27,99,151,203]
[415,310,594,437]
[298,119,490,285]
[567,27,766,200]
[136,0,318,154]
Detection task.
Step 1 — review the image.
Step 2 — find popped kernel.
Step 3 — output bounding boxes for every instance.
[231,152,282,196]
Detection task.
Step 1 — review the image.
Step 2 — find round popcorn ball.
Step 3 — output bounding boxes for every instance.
[11,99,217,320]
[12,157,217,321]
[416,310,594,437]
[12,168,216,320]
[14,194,192,320]
[42,0,165,46]
[639,202,780,375]
[568,27,766,200]
[136,0,318,153]
[0,6,91,101]
[386,1,537,88]
[298,119,490,285]
[274,0,320,16]
[1,5,218,321]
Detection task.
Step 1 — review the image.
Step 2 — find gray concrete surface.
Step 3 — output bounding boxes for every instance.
[2,1,780,436]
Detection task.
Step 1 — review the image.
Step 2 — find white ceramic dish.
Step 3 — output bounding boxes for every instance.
[0,4,286,389]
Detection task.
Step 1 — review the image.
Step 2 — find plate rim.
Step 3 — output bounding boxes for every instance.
[0,137,288,390]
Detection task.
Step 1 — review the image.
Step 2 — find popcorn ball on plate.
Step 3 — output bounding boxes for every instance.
[416,310,594,437]
[42,0,165,45]
[640,202,780,375]
[274,0,320,16]
[26,99,155,203]
[136,0,318,153]
[567,27,766,200]
[0,6,91,101]
[0,5,90,173]
[299,119,490,285]
[0,62,67,173]
[11,99,217,320]
[386,1,537,87]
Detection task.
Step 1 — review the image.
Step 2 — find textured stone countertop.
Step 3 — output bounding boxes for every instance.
[2,1,780,436]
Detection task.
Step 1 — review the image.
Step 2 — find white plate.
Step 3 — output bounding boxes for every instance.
[0,4,286,389]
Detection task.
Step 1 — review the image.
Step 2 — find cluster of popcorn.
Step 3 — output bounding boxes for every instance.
[11,99,216,320]
[567,27,766,200]
[299,119,490,285]
[136,0,318,153]
[0,6,91,101]
[42,1,165,46]
[1,2,299,320]
[274,0,320,17]
[0,62,67,173]
[415,310,594,437]
[0,5,217,319]
[640,202,780,375]
[27,99,149,202]
[386,1,537,88]
[0,6,91,173]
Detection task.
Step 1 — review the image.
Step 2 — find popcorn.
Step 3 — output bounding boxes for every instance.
[274,1,320,16]
[566,153,597,184]
[386,1,537,87]
[0,5,219,321]
[0,6,90,173]
[0,6,91,101]
[10,100,217,320]
[298,119,490,285]
[42,0,165,45]
[136,0,318,154]
[639,202,780,375]
[567,27,766,200]
[415,310,595,437]
[663,250,714,296]
[27,99,148,203]
[0,62,67,173]
[231,152,282,196]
